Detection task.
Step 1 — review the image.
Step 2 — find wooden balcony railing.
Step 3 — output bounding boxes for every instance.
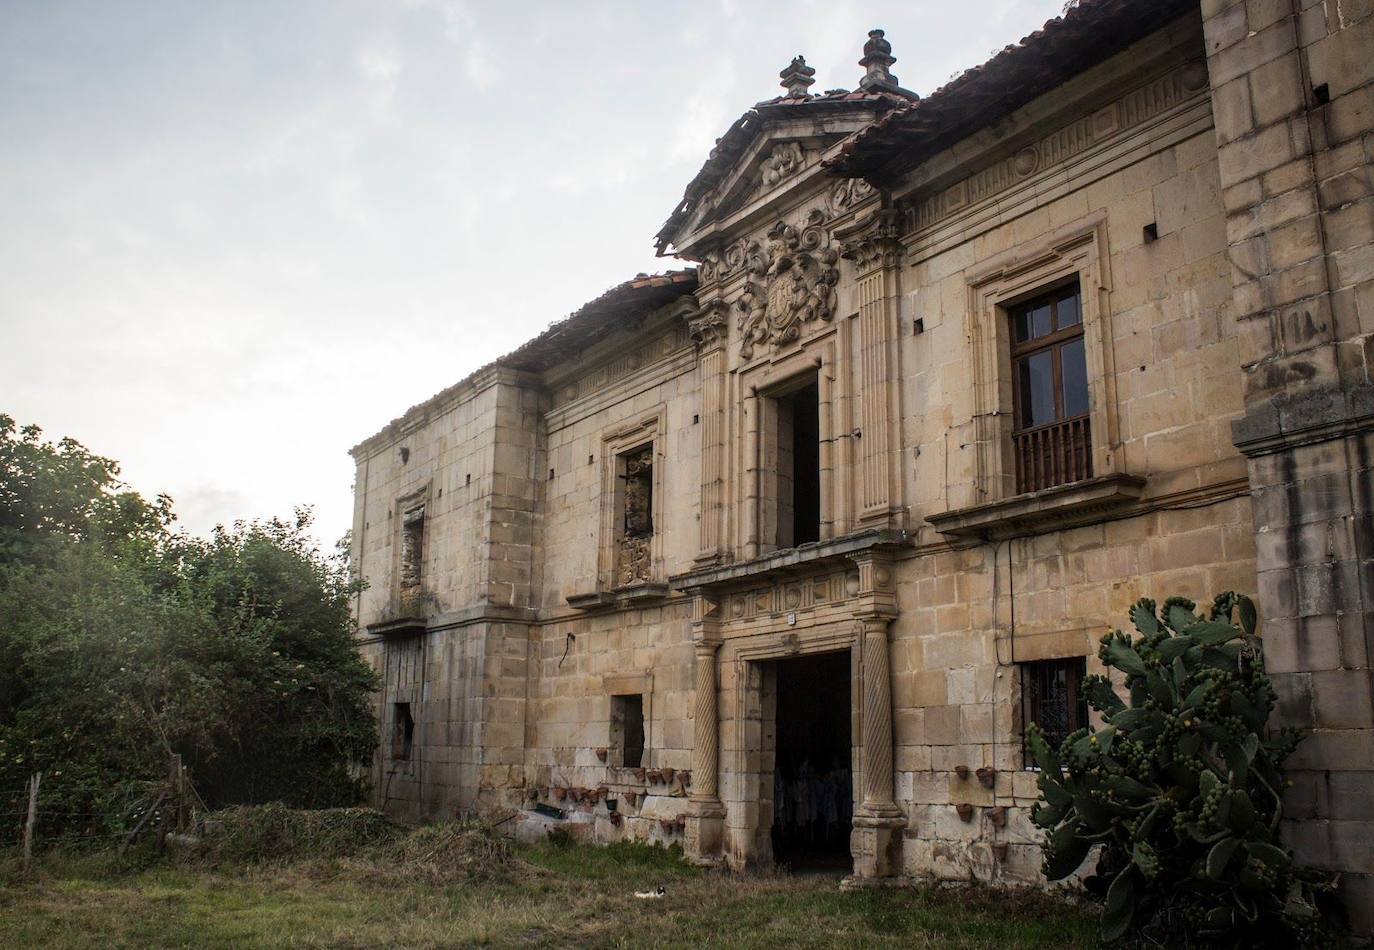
[1013,415,1092,494]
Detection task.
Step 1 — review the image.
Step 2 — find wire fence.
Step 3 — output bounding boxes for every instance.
[6,756,205,870]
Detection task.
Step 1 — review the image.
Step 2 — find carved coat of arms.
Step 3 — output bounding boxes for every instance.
[737,209,839,360]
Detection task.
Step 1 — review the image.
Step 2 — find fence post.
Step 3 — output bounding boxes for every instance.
[22,771,40,874]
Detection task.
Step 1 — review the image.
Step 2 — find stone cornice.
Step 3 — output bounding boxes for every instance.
[668,527,911,593]
[350,365,541,460]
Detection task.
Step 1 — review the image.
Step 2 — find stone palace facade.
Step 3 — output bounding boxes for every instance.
[349,0,1374,928]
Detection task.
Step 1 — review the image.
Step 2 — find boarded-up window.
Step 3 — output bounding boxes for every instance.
[610,694,645,768]
[400,506,425,593]
[392,702,415,761]
[1020,657,1087,762]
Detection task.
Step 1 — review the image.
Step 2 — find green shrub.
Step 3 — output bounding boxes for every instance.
[1026,592,1335,946]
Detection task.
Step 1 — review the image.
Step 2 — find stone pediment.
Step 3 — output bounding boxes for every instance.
[656,93,911,259]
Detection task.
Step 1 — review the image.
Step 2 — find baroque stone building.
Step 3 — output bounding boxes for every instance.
[350,0,1374,929]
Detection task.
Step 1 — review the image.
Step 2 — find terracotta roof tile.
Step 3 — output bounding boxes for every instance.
[826,0,1198,182]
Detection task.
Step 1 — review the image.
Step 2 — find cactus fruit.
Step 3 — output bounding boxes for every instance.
[1026,592,1334,945]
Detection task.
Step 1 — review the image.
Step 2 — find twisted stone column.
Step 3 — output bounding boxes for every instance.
[690,639,722,804]
[685,634,725,865]
[859,617,897,813]
[851,614,904,879]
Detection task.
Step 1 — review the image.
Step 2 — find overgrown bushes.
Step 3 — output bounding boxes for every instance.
[1027,592,1334,946]
[0,414,380,840]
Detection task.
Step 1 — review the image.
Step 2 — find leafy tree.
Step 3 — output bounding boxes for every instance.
[0,414,379,838]
[1026,592,1335,946]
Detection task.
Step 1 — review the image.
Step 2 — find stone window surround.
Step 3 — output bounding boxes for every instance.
[391,482,432,607]
[604,671,654,771]
[934,212,1145,537]
[597,408,667,593]
[736,339,838,559]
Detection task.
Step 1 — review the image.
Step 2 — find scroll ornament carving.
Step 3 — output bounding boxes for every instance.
[737,209,839,360]
[759,141,805,187]
[698,237,757,285]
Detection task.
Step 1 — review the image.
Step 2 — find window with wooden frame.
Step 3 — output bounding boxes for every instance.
[1009,283,1091,493]
[1020,657,1087,763]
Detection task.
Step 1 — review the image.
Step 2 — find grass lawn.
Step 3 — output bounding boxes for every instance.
[0,839,1096,948]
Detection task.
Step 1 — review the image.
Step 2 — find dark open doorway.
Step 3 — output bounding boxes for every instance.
[771,650,852,871]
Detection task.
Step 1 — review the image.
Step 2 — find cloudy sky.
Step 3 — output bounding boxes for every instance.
[2,0,1067,549]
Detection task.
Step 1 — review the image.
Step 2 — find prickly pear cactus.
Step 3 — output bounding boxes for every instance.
[1026,592,1335,945]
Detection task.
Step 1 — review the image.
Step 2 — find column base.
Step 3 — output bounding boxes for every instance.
[850,807,906,879]
[684,798,726,866]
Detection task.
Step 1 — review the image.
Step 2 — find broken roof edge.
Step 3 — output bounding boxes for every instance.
[825,0,1199,182]
[348,269,698,460]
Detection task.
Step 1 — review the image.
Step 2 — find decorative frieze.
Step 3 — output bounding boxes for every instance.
[720,569,856,622]
[905,61,1209,234]
[551,326,691,407]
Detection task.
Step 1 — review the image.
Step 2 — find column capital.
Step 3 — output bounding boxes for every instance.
[837,207,902,276]
[689,591,724,645]
[687,299,730,350]
[846,548,899,618]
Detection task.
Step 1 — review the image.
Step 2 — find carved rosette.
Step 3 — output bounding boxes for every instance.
[736,208,839,360]
[839,208,902,275]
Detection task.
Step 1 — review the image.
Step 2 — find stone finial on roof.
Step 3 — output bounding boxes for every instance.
[858,29,898,91]
[779,55,816,98]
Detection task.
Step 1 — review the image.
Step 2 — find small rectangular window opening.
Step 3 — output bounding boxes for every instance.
[392,702,415,761]
[1143,222,1158,243]
[610,694,645,768]
[1020,657,1087,766]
